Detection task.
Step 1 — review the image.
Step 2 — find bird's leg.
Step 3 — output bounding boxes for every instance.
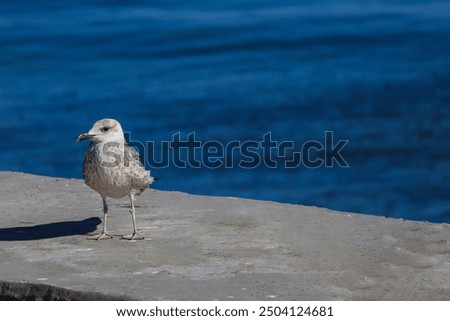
[121,194,144,240]
[88,197,113,240]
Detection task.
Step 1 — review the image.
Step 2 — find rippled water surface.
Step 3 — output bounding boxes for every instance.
[1,1,449,222]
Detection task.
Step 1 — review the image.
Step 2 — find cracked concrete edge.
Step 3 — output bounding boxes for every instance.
[0,280,130,301]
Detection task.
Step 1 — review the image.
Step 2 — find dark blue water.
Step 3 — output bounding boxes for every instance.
[1,1,449,222]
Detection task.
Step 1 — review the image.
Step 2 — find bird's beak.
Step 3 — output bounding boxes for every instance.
[76,133,94,142]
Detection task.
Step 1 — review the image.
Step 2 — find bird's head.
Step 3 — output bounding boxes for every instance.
[77,118,124,143]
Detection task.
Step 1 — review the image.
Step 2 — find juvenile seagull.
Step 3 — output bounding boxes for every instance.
[77,118,154,240]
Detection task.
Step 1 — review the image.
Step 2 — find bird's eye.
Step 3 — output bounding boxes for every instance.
[102,126,109,132]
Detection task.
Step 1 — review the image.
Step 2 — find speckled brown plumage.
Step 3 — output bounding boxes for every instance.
[77,118,155,241]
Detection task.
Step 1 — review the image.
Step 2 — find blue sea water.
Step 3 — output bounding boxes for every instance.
[0,0,449,222]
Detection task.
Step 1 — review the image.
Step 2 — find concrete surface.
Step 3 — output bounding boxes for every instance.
[0,171,449,300]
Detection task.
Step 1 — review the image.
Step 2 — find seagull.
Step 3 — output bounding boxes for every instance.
[77,118,155,240]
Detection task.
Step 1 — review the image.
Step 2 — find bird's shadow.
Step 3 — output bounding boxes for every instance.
[0,217,101,241]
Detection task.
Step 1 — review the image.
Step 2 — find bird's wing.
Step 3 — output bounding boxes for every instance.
[124,143,145,168]
[124,143,154,192]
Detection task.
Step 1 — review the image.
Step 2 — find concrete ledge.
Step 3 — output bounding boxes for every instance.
[0,280,127,301]
[0,171,449,300]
